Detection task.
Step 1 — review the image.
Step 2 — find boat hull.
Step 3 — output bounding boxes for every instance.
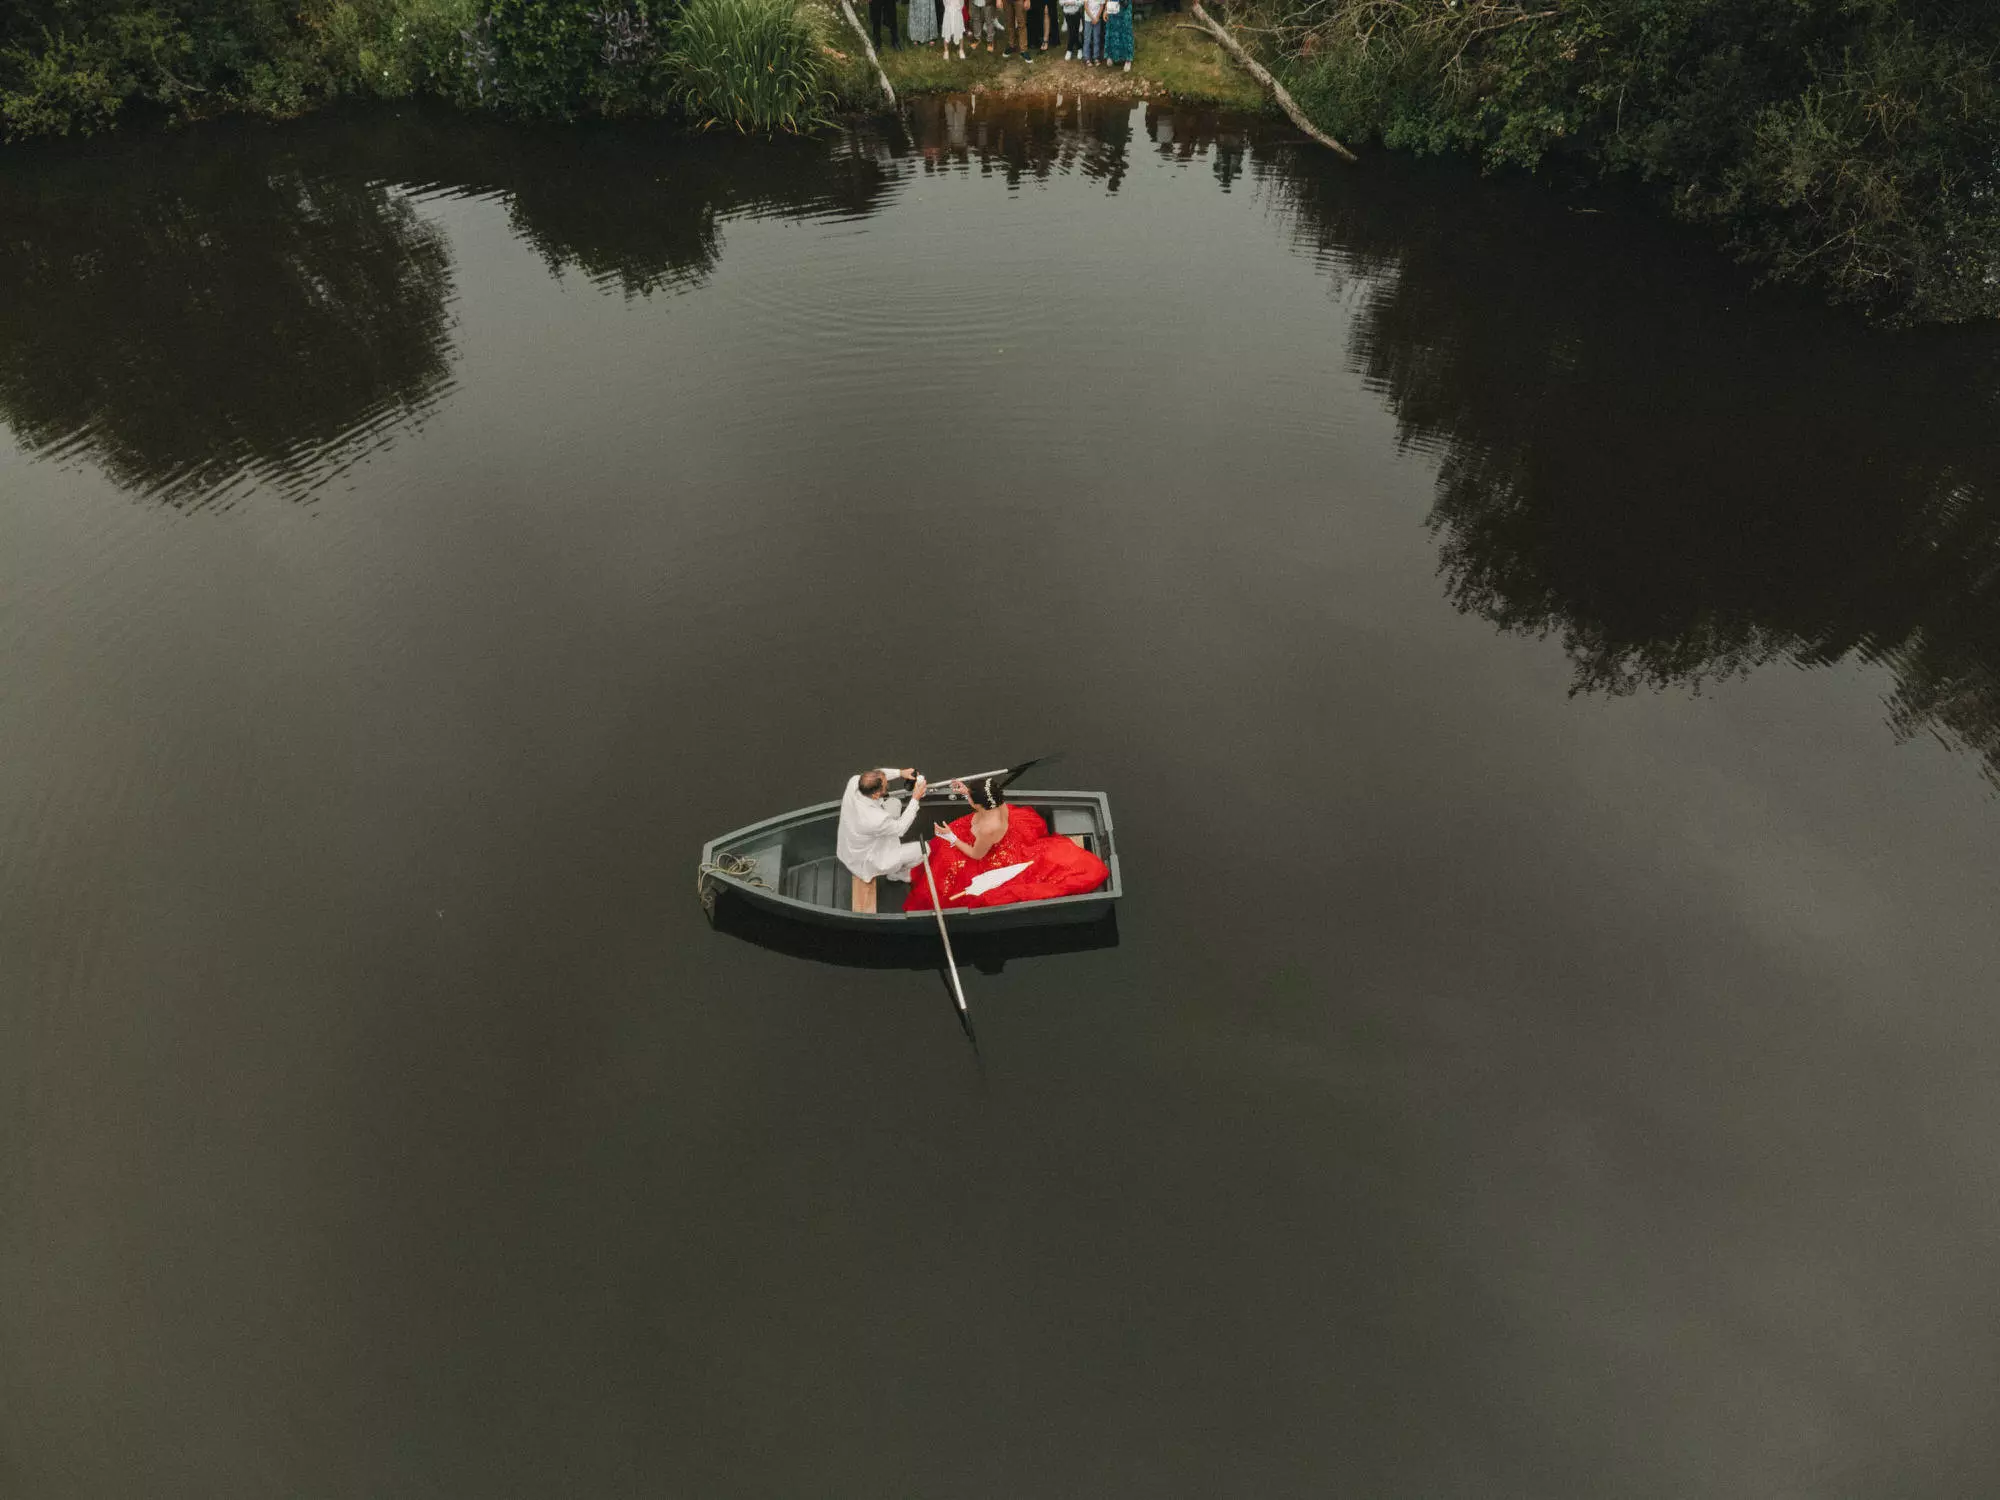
[719,878,1117,933]
[700,789,1122,935]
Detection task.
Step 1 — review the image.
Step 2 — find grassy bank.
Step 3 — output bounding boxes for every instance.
[816,6,1265,112]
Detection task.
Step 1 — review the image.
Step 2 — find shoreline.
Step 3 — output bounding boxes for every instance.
[815,8,1270,114]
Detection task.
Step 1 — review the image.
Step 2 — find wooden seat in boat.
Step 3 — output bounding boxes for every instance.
[1052,806,1096,852]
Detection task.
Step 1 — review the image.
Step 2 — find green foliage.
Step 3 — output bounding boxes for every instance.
[1266,0,2000,322]
[0,0,480,138]
[0,29,126,137]
[666,0,824,133]
[311,0,481,99]
[471,0,672,118]
[1716,20,2000,323]
[0,0,825,132]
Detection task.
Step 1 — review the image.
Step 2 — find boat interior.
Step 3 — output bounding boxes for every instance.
[718,794,1113,914]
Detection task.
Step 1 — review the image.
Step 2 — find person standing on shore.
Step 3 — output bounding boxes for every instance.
[941,0,967,57]
[1061,0,1083,57]
[1104,0,1132,70]
[869,0,901,50]
[1081,0,1105,64]
[1029,0,1056,52]
[907,0,938,47]
[968,0,994,51]
[1002,0,1031,57]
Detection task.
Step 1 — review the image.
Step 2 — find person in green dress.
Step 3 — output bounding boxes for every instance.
[1105,0,1132,69]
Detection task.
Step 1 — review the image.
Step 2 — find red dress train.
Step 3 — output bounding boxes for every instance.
[903,805,1110,911]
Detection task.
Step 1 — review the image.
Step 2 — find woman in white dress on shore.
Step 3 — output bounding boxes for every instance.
[941,0,967,57]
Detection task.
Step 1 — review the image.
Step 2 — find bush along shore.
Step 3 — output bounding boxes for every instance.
[1249,0,2000,324]
[0,0,841,135]
[6,0,1996,322]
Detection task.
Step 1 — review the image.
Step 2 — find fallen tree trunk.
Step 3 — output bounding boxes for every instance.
[1188,4,1357,162]
[836,0,897,108]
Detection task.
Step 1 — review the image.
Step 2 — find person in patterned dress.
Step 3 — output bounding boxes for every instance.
[1104,0,1133,70]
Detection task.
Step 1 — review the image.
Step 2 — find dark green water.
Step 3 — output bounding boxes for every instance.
[4,98,1999,1497]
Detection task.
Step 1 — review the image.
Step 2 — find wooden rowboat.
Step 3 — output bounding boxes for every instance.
[699,788,1122,934]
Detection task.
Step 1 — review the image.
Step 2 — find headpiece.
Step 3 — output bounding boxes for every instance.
[972,755,1051,809]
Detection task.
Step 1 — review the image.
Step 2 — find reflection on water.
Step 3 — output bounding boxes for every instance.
[9,95,2000,1497]
[1274,161,2000,786]
[4,98,1999,767]
[0,113,894,506]
[475,121,892,296]
[0,139,453,508]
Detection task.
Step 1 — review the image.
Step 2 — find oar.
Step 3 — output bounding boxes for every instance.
[921,846,975,1043]
[890,768,1009,801]
[891,756,1058,800]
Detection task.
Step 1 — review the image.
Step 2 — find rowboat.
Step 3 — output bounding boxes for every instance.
[698,787,1122,934]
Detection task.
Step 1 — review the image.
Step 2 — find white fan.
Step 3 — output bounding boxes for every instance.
[950,861,1033,899]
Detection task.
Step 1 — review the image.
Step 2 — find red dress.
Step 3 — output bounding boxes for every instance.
[903,805,1110,911]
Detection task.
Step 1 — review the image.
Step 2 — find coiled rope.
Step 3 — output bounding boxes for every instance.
[696,852,767,918]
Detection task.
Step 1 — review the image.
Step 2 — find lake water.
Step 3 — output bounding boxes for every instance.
[4,98,2000,1497]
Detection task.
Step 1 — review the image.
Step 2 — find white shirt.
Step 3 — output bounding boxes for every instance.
[837,768,924,881]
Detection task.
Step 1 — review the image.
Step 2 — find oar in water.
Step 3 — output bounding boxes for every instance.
[921,847,975,1044]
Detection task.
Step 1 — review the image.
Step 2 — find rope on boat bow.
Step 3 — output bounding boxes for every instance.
[697,852,766,918]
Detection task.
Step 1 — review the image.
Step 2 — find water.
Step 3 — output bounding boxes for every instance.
[4,98,1999,1497]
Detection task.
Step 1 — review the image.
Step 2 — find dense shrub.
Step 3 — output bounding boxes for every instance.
[467,0,672,118]
[1263,0,2000,322]
[0,0,826,134]
[666,0,825,132]
[0,0,477,137]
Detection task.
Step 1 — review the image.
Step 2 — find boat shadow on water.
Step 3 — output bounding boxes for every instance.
[710,891,1120,975]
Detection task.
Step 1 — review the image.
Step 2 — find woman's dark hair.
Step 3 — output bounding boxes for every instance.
[973,775,1007,809]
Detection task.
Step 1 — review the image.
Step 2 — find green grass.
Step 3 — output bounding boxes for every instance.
[1119,11,1263,107]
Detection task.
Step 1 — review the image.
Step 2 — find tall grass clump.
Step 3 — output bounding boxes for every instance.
[666,0,825,133]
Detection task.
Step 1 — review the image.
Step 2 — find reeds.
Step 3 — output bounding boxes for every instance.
[667,0,828,133]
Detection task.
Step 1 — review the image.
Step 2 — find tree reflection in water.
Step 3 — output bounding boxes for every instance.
[1265,149,2000,786]
[0,133,454,509]
[446,117,893,297]
[3,99,1996,778]
[0,108,894,504]
[869,100,2000,783]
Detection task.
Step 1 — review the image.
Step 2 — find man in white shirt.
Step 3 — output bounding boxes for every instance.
[836,766,930,884]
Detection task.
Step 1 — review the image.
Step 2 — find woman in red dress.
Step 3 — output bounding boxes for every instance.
[903,772,1109,912]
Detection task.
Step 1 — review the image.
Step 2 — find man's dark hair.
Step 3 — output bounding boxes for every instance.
[857,768,886,796]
